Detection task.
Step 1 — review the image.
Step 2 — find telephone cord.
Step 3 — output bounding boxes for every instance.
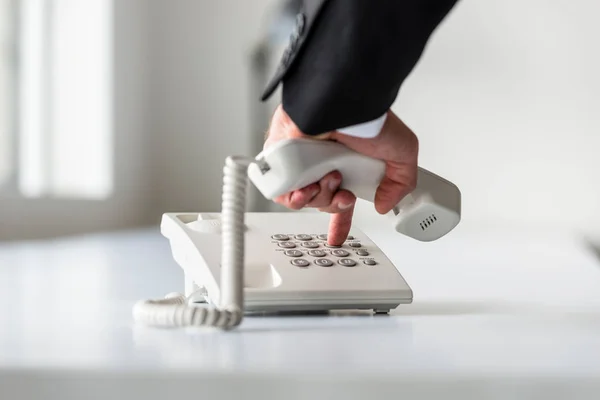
[132,156,254,330]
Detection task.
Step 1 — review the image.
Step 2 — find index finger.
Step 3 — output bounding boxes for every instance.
[327,205,355,246]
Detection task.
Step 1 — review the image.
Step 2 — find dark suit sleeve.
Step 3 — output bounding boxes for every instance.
[261,0,459,136]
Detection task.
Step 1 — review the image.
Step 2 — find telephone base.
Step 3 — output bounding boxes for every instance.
[161,212,413,314]
[184,284,402,314]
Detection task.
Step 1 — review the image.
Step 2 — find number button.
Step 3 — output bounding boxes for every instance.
[348,242,361,248]
[295,234,312,241]
[314,258,333,267]
[278,242,296,248]
[317,234,327,240]
[325,243,341,248]
[291,259,309,267]
[331,249,349,257]
[338,259,357,267]
[308,250,326,257]
[347,235,354,240]
[301,241,319,248]
[356,250,369,256]
[284,250,302,257]
[363,259,377,265]
[272,234,289,241]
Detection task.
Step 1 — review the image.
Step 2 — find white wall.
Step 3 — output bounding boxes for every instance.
[145,0,279,216]
[382,0,600,238]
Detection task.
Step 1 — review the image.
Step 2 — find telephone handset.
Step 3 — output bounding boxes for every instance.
[133,138,461,330]
[248,138,461,242]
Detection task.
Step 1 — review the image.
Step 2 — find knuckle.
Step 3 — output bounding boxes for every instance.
[288,200,304,210]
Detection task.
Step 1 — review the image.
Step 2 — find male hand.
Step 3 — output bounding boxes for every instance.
[264,105,419,246]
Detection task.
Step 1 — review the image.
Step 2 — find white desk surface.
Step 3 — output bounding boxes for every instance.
[1,216,600,399]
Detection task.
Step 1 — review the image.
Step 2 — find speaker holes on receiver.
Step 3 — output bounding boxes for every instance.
[420,214,438,231]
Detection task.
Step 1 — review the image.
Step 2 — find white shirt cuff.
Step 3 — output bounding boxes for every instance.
[336,113,387,138]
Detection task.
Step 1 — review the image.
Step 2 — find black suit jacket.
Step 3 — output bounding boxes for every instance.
[261,0,458,136]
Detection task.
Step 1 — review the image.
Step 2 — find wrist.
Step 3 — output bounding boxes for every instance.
[265,105,333,148]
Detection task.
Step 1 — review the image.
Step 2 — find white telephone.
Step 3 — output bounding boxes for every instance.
[133,138,461,330]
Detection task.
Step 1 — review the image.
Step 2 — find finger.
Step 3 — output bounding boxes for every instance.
[327,202,355,246]
[305,171,342,208]
[289,183,321,209]
[273,183,320,210]
[318,190,356,214]
[375,161,417,214]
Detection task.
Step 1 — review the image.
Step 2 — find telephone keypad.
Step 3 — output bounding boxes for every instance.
[272,233,378,268]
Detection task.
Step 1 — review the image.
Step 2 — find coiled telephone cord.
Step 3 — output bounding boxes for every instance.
[132,156,254,330]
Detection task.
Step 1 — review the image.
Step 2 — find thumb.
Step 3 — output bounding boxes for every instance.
[375,161,417,214]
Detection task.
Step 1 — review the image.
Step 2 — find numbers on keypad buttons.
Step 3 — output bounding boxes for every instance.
[275,234,378,268]
[278,242,296,248]
[331,249,349,257]
[314,258,333,267]
[291,259,310,267]
[272,234,290,241]
[295,234,313,241]
[338,259,357,267]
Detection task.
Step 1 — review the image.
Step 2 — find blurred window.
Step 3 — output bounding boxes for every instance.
[0,0,14,188]
[1,0,112,199]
